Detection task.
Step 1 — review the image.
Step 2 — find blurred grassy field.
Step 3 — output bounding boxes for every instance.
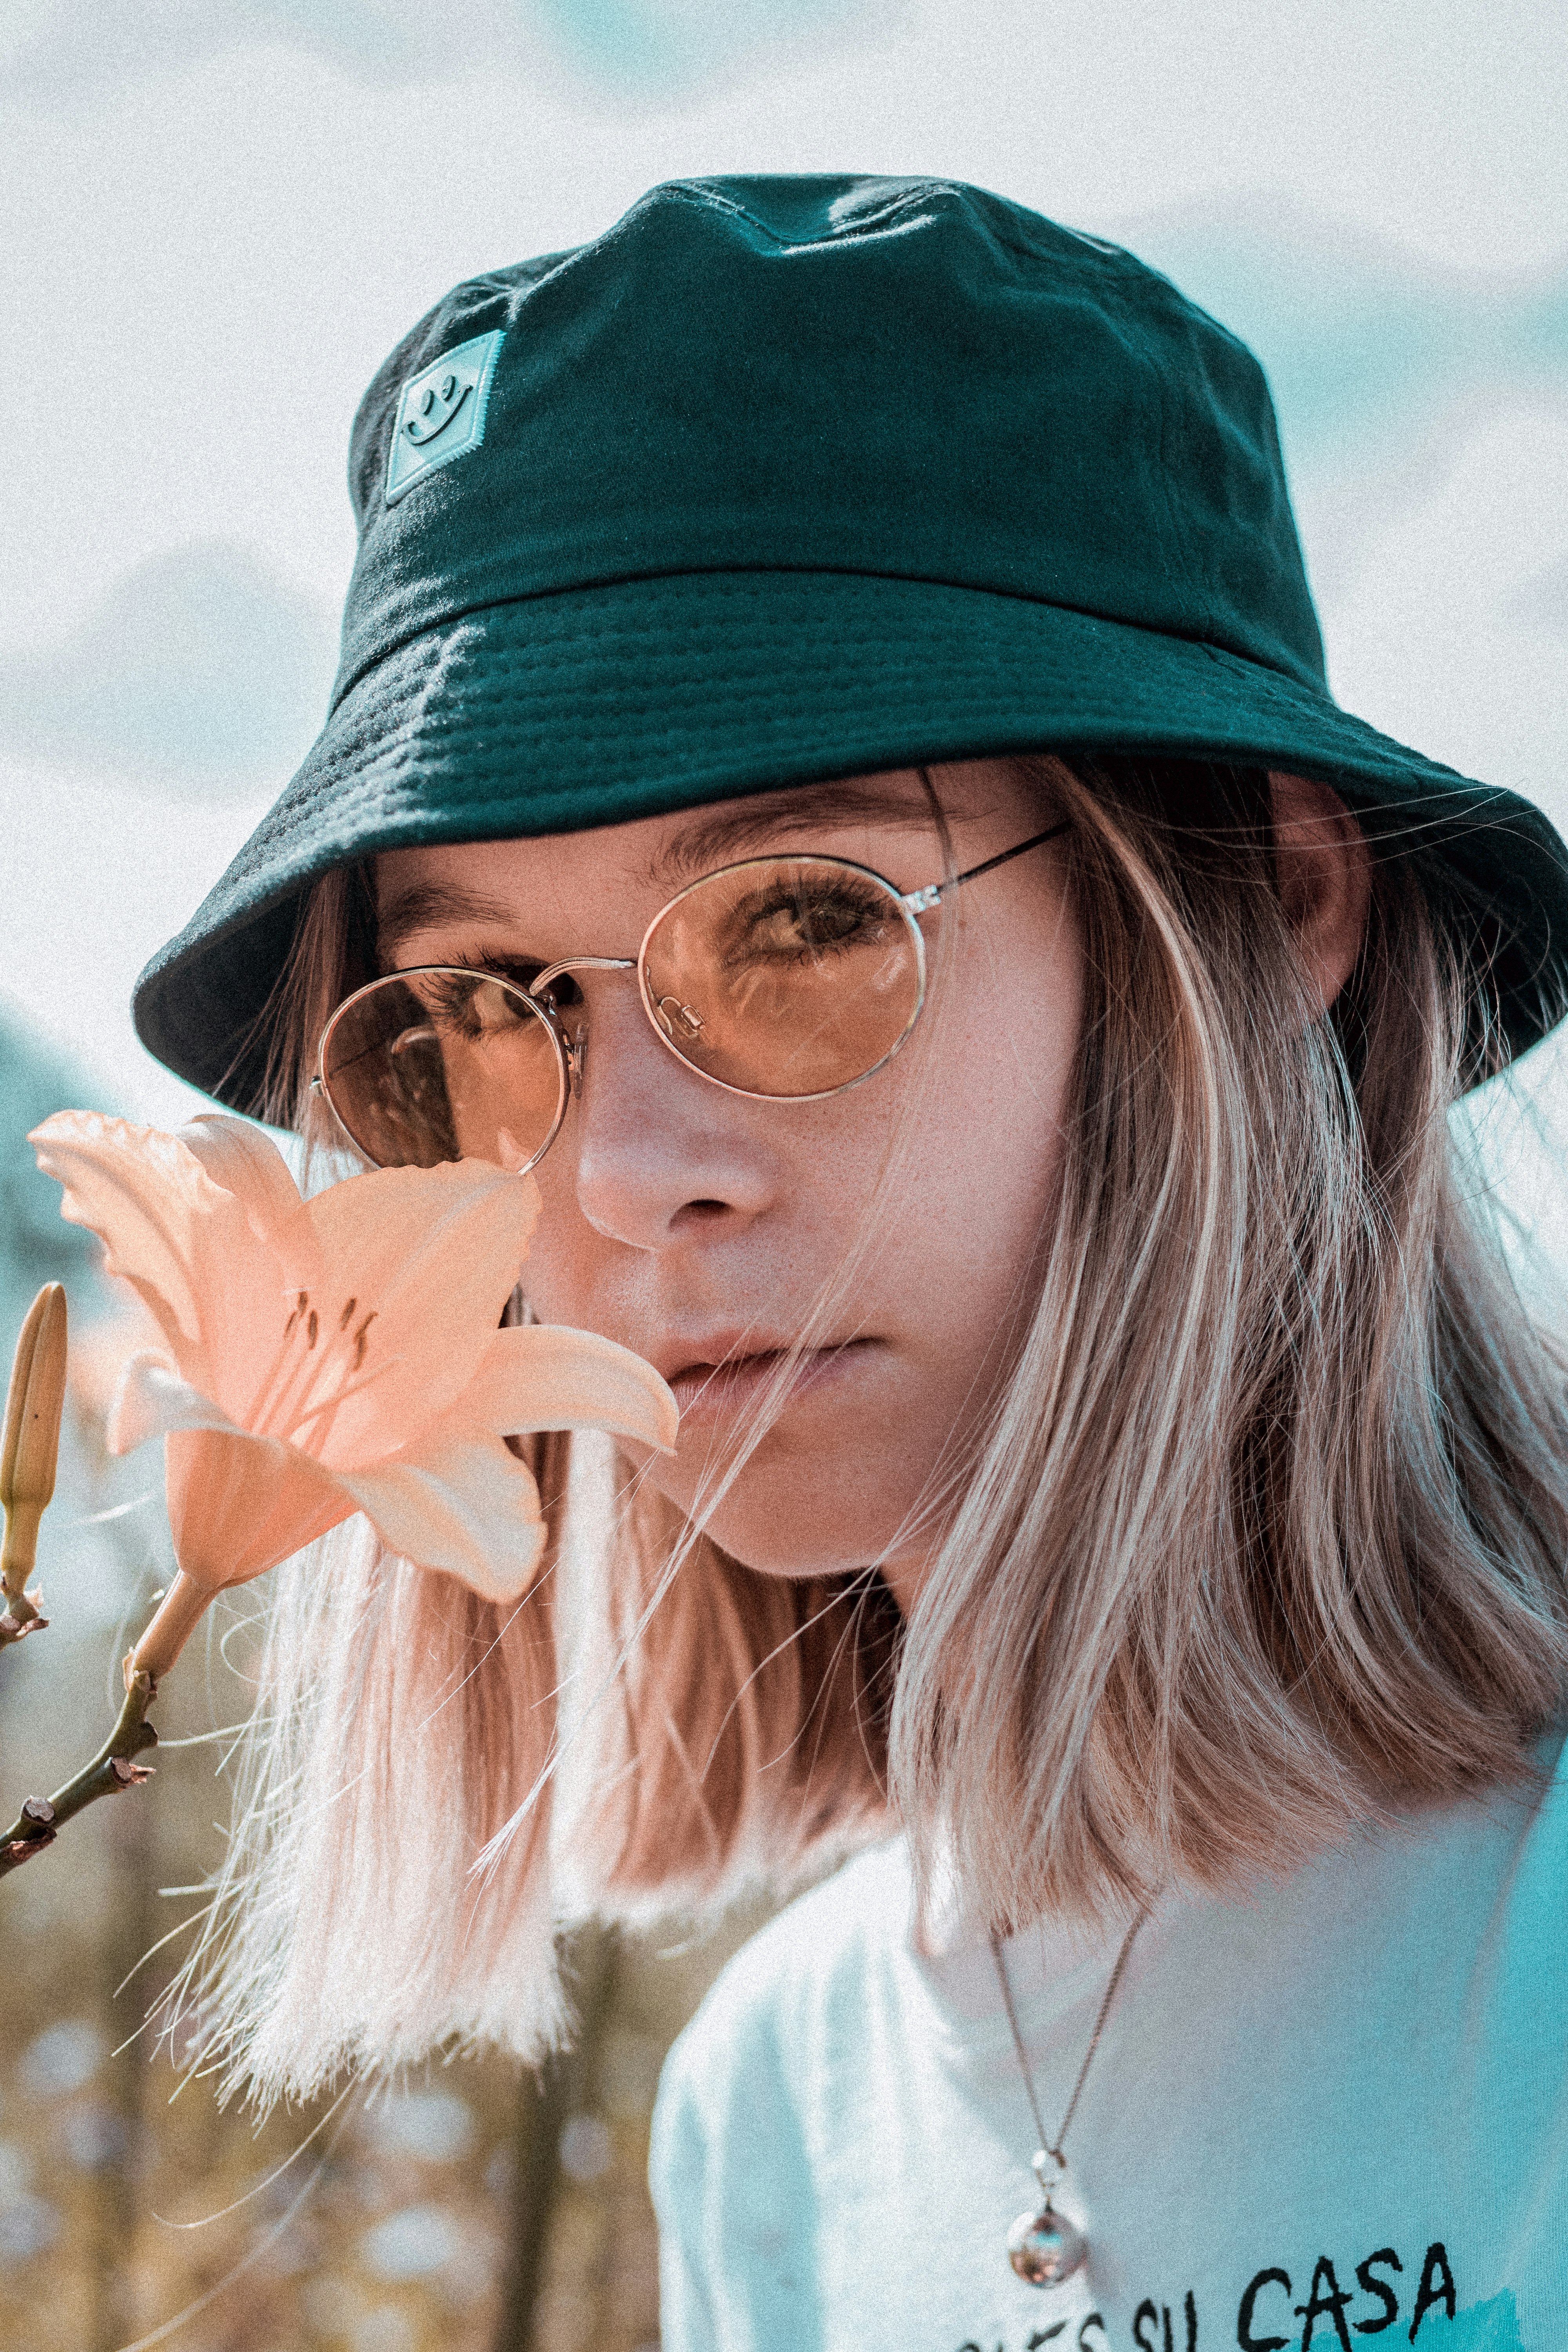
[0,1418,760,2352]
[0,1622,757,2352]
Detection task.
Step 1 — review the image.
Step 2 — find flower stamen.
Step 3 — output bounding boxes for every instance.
[266,1304,385,1451]
[287,1350,404,1451]
[244,1291,325,1432]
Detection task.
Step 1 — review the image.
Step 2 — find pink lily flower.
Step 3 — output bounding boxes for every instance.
[29,1111,677,1683]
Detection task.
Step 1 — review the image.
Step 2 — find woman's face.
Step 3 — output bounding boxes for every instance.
[375,759,1082,1608]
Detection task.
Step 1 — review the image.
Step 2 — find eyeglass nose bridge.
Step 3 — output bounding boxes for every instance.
[526,955,635,1097]
[528,950,717,1095]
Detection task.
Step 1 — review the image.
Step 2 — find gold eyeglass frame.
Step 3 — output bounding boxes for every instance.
[314,820,1069,1173]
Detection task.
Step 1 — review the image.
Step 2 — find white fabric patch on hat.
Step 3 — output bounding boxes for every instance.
[385,328,505,507]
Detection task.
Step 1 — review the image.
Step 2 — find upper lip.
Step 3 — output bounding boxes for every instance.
[653,1331,867,1383]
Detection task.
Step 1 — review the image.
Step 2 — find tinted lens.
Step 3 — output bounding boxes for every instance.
[320,970,566,1171]
[640,857,924,1096]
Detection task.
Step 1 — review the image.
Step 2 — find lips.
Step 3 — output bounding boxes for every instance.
[661,1337,880,1426]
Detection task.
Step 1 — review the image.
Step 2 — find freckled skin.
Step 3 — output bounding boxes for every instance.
[377,760,1083,1613]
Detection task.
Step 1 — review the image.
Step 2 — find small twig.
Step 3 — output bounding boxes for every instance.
[0,1665,159,1878]
[0,1591,49,1646]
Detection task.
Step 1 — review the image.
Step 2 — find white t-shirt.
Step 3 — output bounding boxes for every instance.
[650,1731,1568,2352]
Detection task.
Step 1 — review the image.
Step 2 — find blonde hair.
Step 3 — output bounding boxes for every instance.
[178,753,1568,2106]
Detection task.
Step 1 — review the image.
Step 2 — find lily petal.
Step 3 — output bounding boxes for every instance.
[110,1353,355,1587]
[303,1162,541,1458]
[107,1348,190,1455]
[165,1425,356,1590]
[116,1357,544,1601]
[459,1325,679,1453]
[31,1114,291,1405]
[340,1437,547,1604]
[178,1115,321,1292]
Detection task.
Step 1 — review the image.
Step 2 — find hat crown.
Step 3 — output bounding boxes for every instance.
[133,173,1568,1106]
[339,174,1325,707]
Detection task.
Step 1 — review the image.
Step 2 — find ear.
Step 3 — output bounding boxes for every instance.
[1268,771,1373,1013]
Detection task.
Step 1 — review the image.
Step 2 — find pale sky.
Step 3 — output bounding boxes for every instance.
[1,0,1564,1256]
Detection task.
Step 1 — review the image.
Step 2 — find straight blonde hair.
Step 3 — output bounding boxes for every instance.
[175,754,1568,2107]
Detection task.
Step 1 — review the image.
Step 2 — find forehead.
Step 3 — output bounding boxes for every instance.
[374,759,1035,952]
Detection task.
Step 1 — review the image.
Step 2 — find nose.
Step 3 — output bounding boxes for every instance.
[563,975,780,1249]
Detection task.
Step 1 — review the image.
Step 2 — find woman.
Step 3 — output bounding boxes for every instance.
[132,178,1568,2349]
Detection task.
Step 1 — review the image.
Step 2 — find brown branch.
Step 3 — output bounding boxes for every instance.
[0,1588,49,1646]
[0,1664,158,1878]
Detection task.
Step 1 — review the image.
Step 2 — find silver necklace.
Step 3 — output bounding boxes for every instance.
[989,1907,1147,2286]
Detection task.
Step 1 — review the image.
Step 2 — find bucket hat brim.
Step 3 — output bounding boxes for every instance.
[133,568,1568,1108]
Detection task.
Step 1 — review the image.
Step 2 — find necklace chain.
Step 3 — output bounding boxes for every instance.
[990,1907,1147,2193]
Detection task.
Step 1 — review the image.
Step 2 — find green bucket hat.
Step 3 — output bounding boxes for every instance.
[134,173,1568,1105]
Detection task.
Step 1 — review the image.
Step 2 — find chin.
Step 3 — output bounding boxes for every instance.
[652,1464,903,1581]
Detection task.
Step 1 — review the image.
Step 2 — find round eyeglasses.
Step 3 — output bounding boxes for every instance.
[313,822,1069,1173]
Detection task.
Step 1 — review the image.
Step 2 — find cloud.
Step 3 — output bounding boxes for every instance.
[1,0,888,103]
[1,0,417,94]
[0,541,336,801]
[1120,199,1568,594]
[1128,199,1568,480]
[528,0,881,96]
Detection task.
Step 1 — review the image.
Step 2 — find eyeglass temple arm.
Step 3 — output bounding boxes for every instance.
[900,820,1072,917]
[521,829,1075,984]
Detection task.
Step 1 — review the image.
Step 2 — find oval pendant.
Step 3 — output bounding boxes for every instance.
[1006,2201,1087,2287]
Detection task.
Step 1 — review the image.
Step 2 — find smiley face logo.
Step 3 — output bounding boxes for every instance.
[403,370,471,446]
[385,328,506,506]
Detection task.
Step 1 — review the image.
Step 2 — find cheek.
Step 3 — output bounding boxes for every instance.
[516,1152,600,1310]
[648,931,1081,1575]
[517,892,1082,1578]
[870,900,1082,1298]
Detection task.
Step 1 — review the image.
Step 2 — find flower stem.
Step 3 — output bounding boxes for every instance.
[0,1666,158,1878]
[127,1570,214,1686]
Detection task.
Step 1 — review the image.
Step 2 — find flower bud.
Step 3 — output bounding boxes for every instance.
[1,1283,68,1601]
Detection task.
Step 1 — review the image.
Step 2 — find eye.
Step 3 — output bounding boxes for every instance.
[737,881,891,962]
[415,973,475,1025]
[415,970,538,1036]
[470,979,535,1034]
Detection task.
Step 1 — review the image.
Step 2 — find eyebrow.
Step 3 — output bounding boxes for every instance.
[644,780,940,887]
[375,780,944,959]
[375,882,522,959]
